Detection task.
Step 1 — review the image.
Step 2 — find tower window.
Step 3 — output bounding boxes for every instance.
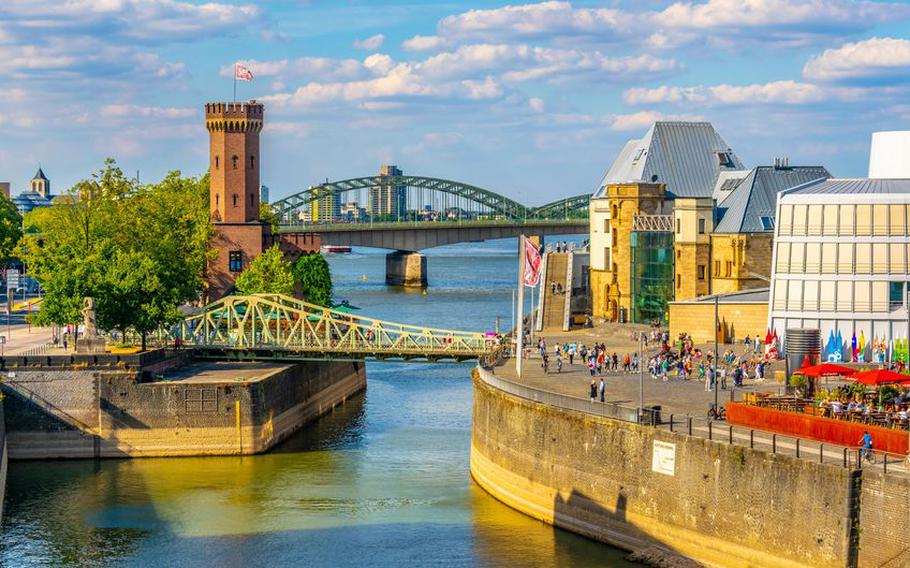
[229,251,242,272]
[698,218,706,234]
[250,156,256,169]
[215,194,219,206]
[232,194,238,207]
[232,155,238,169]
[215,156,219,169]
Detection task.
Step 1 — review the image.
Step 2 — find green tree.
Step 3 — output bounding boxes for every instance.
[19,160,212,348]
[293,253,332,307]
[0,196,22,263]
[235,245,295,295]
[259,202,280,231]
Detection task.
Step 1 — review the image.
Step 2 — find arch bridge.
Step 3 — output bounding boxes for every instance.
[174,294,503,364]
[271,175,590,286]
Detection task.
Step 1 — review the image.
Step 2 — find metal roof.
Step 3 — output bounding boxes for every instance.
[713,170,749,205]
[781,178,910,196]
[671,287,770,304]
[714,166,831,233]
[32,168,48,181]
[593,121,744,199]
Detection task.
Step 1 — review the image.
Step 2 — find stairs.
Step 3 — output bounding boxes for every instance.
[541,253,568,330]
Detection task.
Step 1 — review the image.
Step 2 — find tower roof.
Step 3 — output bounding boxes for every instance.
[32,168,48,182]
[714,165,831,233]
[593,121,745,199]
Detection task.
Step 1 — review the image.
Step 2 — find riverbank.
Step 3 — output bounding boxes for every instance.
[471,364,910,567]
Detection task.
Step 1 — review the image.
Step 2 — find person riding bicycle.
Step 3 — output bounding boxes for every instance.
[858,431,874,463]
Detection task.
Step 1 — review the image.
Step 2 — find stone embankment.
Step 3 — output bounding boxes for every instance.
[0,350,365,458]
[471,365,910,567]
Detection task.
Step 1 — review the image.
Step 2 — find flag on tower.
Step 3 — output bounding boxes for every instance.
[235,63,254,81]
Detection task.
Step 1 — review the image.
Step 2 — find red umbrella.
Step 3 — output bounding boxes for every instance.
[848,369,910,386]
[792,363,854,378]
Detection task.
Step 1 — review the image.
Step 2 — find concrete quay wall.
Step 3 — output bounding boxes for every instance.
[1,359,365,459]
[471,366,874,568]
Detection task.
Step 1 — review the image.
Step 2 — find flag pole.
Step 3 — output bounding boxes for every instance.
[233,64,237,103]
[516,235,526,378]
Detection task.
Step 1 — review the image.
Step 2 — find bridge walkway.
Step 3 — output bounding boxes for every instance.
[541,253,569,331]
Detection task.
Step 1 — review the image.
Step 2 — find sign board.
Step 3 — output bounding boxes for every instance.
[6,269,19,290]
[0,336,6,345]
[651,440,676,476]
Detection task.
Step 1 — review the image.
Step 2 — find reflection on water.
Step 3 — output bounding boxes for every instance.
[0,238,633,567]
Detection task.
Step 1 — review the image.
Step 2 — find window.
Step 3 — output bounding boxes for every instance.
[890,282,905,308]
[855,281,871,312]
[676,218,681,234]
[805,243,820,273]
[215,194,219,206]
[820,281,836,311]
[807,204,823,236]
[604,248,611,268]
[676,249,681,259]
[822,204,838,236]
[787,280,803,311]
[676,274,681,289]
[250,155,256,169]
[891,243,906,273]
[837,281,853,311]
[790,242,805,273]
[804,280,819,311]
[231,155,238,169]
[714,260,720,276]
[856,204,872,236]
[873,281,889,312]
[839,205,855,236]
[776,242,790,273]
[792,204,807,236]
[603,219,610,234]
[698,265,706,280]
[873,242,889,274]
[215,156,219,169]
[698,218,706,234]
[874,204,889,236]
[724,260,732,277]
[855,243,871,274]
[821,242,836,274]
[837,243,853,273]
[232,193,238,207]
[891,204,906,236]
[760,216,775,231]
[717,152,734,167]
[773,279,787,310]
[778,204,793,236]
[229,251,242,272]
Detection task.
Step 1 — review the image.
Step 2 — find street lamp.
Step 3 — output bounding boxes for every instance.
[714,294,719,415]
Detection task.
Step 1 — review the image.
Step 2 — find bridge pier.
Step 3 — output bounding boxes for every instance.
[386,251,427,287]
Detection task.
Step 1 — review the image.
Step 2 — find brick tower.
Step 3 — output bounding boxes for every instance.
[205,101,270,299]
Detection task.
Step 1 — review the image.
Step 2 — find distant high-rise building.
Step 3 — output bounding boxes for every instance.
[311,186,341,222]
[372,165,406,219]
[260,185,270,204]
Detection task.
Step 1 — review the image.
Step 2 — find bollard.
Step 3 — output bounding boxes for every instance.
[708,421,713,441]
[750,430,754,449]
[728,425,733,444]
[796,438,800,459]
[819,443,824,464]
[884,454,888,474]
[772,434,777,454]
[843,447,848,468]
[688,416,692,436]
[669,414,674,433]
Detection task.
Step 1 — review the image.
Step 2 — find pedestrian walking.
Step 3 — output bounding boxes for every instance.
[599,378,605,403]
[589,379,597,402]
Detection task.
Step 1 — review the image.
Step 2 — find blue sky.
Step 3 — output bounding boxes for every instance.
[2,0,910,205]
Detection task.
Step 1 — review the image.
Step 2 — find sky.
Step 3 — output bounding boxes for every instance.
[1,0,910,206]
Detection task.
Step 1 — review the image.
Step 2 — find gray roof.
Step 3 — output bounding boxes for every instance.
[782,178,910,196]
[672,287,770,304]
[713,169,750,205]
[593,121,745,199]
[32,168,48,181]
[714,166,831,233]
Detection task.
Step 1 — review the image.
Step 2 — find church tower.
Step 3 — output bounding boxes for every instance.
[205,101,270,299]
[31,168,50,198]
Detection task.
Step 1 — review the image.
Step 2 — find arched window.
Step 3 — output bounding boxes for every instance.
[612,204,618,218]
[232,193,238,207]
[215,156,219,169]
[250,156,255,169]
[232,155,238,169]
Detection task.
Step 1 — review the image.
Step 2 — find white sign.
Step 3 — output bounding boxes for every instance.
[652,440,676,476]
[7,269,19,290]
[0,336,6,345]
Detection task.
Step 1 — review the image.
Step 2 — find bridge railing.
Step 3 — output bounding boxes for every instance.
[276,218,588,232]
[173,294,499,360]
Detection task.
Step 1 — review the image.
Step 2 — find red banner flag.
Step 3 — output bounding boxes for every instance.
[522,237,541,287]
[235,63,253,81]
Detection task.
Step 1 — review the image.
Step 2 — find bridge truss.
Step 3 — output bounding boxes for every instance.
[174,294,499,363]
[270,175,590,225]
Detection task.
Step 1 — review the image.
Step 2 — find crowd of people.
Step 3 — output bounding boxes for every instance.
[535,337,639,376]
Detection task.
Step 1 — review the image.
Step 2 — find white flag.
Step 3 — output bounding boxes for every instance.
[235,63,253,81]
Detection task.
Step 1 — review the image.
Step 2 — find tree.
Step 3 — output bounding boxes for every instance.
[259,202,280,231]
[19,160,211,347]
[293,253,332,307]
[0,196,22,264]
[234,245,295,296]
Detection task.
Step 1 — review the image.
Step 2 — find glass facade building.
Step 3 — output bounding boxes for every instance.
[630,231,675,323]
[769,179,910,360]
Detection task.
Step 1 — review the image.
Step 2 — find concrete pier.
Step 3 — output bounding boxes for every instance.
[0,350,366,459]
[386,251,427,287]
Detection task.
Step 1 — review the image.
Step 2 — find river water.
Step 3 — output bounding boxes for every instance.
[0,239,633,567]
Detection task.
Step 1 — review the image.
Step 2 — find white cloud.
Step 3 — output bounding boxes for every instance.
[220,57,366,81]
[624,80,830,105]
[402,35,448,52]
[803,37,910,84]
[354,34,385,51]
[99,105,196,119]
[528,97,545,112]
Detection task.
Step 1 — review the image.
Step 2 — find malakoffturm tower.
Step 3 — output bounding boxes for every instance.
[205,101,269,299]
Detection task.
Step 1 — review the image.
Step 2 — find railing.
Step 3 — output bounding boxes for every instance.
[277,218,587,232]
[476,367,655,424]
[631,214,673,232]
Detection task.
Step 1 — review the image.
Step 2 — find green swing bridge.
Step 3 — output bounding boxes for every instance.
[173,294,502,363]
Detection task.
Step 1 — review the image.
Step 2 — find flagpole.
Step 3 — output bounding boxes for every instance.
[233,66,237,103]
[516,235,526,378]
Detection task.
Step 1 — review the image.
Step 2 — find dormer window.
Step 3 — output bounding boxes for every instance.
[717,152,734,168]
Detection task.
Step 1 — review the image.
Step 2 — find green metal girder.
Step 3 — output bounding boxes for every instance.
[528,193,591,218]
[271,175,529,220]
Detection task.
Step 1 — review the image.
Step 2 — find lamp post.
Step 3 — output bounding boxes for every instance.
[714,294,719,415]
[639,332,644,414]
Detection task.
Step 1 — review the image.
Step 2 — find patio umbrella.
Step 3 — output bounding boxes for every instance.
[792,363,854,378]
[848,369,910,386]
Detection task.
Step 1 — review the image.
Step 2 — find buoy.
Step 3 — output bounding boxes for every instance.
[362,274,367,282]
[422,289,427,296]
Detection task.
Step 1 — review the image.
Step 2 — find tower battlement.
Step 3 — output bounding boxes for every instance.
[205,101,263,133]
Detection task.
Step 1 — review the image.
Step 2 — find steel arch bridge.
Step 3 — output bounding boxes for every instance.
[173,294,502,363]
[270,175,589,223]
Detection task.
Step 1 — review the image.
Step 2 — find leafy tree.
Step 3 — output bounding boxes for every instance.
[259,203,280,231]
[293,253,332,307]
[0,196,22,263]
[19,160,211,348]
[235,245,295,295]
